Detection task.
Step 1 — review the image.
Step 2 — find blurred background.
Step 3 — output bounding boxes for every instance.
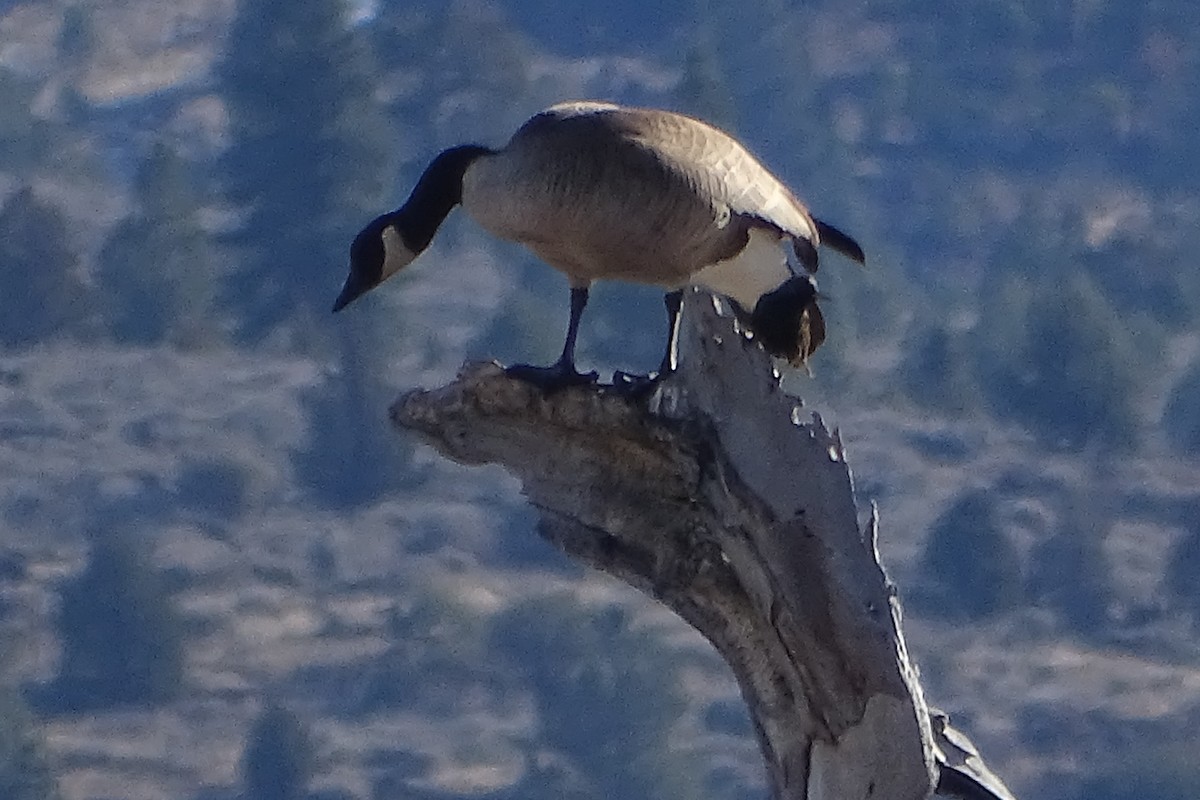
[1,0,1199,798]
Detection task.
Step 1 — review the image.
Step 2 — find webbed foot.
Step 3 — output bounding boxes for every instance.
[611,369,674,397]
[505,362,599,392]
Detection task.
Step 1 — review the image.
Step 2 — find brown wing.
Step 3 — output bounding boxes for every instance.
[612,108,823,267]
[496,103,860,285]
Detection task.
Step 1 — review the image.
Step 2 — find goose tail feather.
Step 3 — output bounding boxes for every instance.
[814,219,866,265]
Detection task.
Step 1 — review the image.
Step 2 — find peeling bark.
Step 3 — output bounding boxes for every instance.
[392,289,1017,800]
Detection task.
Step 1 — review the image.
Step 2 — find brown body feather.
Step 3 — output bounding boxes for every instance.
[461,102,838,297]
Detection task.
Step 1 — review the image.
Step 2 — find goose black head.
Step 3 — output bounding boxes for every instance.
[332,145,493,313]
[332,213,418,312]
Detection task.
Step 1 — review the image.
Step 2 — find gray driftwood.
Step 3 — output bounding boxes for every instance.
[392,289,1018,800]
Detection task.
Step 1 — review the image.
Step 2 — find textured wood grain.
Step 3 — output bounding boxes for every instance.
[392,289,1016,800]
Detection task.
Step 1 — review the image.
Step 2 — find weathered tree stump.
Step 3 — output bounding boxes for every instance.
[392,289,1017,800]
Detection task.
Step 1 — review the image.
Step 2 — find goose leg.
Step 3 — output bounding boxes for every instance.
[614,289,684,394]
[507,286,599,390]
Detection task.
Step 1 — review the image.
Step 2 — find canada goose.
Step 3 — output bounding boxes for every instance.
[333,101,864,388]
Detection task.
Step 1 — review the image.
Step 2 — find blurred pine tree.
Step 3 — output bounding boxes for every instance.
[216,0,393,342]
[48,533,185,710]
[291,312,412,508]
[0,688,58,800]
[56,5,97,123]
[902,324,980,415]
[976,271,1142,451]
[917,489,1024,620]
[0,69,53,170]
[242,704,315,800]
[0,189,88,349]
[489,597,708,800]
[1027,513,1114,637]
[1163,364,1200,456]
[215,0,414,507]
[97,143,222,348]
[1165,517,1200,624]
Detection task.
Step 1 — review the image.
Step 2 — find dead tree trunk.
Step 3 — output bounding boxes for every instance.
[392,290,1018,800]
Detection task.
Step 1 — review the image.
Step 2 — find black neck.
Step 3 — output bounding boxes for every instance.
[393,145,492,253]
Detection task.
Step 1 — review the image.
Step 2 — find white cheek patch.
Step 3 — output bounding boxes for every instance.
[691,227,792,310]
[381,225,417,280]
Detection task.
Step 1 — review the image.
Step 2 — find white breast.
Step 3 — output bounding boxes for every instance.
[691,227,792,310]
